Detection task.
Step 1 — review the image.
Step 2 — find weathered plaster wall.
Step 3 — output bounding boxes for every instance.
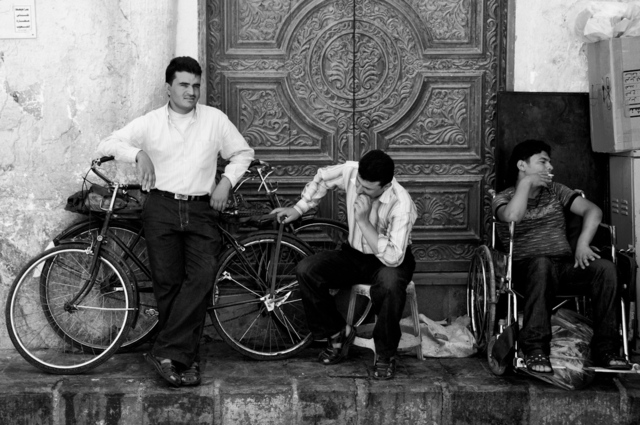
[176,0,199,59]
[0,1,177,347]
[514,0,637,92]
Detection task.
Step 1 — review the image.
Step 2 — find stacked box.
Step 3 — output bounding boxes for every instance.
[588,36,640,152]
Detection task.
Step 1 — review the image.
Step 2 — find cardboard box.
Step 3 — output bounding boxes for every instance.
[588,36,640,152]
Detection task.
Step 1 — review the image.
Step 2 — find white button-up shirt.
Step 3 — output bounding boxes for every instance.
[293,161,417,267]
[97,103,254,196]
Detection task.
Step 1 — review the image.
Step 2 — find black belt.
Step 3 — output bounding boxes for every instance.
[151,189,210,202]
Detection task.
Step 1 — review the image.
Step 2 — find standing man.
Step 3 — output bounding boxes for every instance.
[97,56,254,387]
[492,139,629,374]
[273,150,417,380]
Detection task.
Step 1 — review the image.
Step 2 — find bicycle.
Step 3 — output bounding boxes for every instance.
[5,157,355,374]
[47,158,350,351]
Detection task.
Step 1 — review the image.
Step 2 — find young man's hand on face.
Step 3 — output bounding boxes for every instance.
[518,152,553,189]
[354,194,372,223]
[522,171,554,189]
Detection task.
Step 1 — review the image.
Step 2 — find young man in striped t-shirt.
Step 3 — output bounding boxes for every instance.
[492,139,629,374]
[274,150,417,380]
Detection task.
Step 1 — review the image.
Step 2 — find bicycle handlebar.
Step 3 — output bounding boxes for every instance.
[90,157,270,193]
[93,156,115,166]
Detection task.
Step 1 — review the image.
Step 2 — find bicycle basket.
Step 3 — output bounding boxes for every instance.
[65,184,146,216]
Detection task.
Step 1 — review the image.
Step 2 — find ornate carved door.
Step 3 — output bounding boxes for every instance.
[207,0,507,282]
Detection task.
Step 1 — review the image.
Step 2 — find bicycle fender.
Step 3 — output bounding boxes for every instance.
[52,217,104,245]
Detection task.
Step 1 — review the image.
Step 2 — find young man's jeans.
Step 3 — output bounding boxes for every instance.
[297,244,415,359]
[142,192,221,367]
[512,255,619,358]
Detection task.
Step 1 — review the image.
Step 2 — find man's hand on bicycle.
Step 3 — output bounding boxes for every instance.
[211,177,232,211]
[272,207,301,224]
[135,151,156,191]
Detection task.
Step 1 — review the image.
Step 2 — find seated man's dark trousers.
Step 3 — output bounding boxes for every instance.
[297,244,416,359]
[513,255,619,358]
[142,192,222,367]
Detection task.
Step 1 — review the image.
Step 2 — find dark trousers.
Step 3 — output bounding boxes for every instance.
[142,193,221,366]
[513,256,619,358]
[297,244,415,359]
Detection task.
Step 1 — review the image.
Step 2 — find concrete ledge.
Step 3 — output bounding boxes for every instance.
[0,342,638,424]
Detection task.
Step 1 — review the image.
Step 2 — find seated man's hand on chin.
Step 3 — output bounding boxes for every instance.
[271,207,301,224]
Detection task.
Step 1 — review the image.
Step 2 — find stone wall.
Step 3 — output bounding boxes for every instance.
[0,1,177,348]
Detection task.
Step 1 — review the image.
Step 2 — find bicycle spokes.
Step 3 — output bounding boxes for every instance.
[210,233,313,359]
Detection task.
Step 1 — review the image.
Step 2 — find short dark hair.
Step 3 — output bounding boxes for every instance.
[358,150,394,187]
[165,56,202,84]
[506,139,551,187]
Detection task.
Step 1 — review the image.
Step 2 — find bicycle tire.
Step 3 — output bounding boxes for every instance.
[6,243,134,374]
[291,217,348,253]
[52,220,158,350]
[209,232,314,360]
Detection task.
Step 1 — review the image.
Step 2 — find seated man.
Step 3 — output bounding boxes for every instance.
[492,139,630,374]
[273,150,417,380]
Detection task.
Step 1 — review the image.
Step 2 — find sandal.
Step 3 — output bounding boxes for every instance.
[144,353,181,387]
[373,357,397,380]
[318,327,355,365]
[181,362,201,386]
[597,352,632,370]
[523,350,553,375]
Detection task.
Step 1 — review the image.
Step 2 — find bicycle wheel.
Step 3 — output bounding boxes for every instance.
[6,243,134,374]
[52,220,158,350]
[291,217,348,253]
[210,232,314,360]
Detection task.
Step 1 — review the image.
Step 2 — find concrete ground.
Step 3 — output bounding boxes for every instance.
[1,337,639,425]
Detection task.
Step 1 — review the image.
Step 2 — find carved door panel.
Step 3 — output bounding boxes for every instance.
[207,0,506,276]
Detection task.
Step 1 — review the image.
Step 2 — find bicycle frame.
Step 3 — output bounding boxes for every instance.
[212,219,299,312]
[59,157,340,339]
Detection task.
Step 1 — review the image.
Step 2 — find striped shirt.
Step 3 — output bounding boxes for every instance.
[492,182,580,261]
[97,103,254,196]
[293,161,417,267]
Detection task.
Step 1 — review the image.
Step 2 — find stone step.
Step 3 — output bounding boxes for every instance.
[1,342,639,425]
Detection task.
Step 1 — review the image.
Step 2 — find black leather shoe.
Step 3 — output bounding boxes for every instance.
[144,353,181,387]
[181,362,201,386]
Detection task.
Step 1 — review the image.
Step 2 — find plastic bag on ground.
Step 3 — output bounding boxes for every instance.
[525,308,596,390]
[400,314,476,358]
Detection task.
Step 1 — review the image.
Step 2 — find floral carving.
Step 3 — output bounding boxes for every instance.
[406,0,471,42]
[206,0,507,269]
[239,89,316,148]
[416,193,466,227]
[397,163,490,176]
[412,243,476,262]
[238,0,293,41]
[393,88,469,147]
